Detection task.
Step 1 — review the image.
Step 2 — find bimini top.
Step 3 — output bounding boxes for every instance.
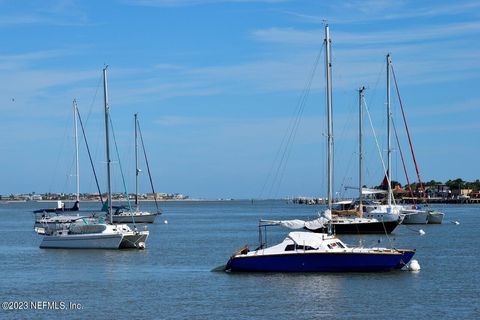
[287,231,333,249]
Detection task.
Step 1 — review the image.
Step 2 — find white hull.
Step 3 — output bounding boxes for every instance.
[359,205,403,223]
[427,211,444,224]
[40,233,123,249]
[401,210,428,224]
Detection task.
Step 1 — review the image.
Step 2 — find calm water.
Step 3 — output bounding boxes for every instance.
[0,200,479,319]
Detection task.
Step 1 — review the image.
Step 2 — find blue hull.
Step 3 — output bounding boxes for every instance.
[394,250,415,269]
[226,250,415,272]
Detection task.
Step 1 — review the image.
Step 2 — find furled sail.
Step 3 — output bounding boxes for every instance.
[261,216,330,230]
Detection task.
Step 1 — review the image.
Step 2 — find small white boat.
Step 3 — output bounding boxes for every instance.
[401,205,444,224]
[401,207,429,224]
[107,206,157,224]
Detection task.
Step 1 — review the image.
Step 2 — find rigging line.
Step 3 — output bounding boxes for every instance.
[390,64,426,201]
[272,71,315,197]
[338,150,355,198]
[109,116,134,213]
[76,107,104,204]
[80,72,104,195]
[48,115,70,194]
[367,56,387,109]
[262,45,324,199]
[137,118,161,214]
[266,45,324,199]
[364,89,395,247]
[363,99,397,206]
[364,58,388,180]
[392,118,416,201]
[334,94,357,197]
[259,53,318,199]
[270,47,323,199]
[85,72,103,126]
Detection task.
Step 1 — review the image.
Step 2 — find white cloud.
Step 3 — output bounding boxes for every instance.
[252,21,480,46]
[282,1,480,25]
[0,0,90,26]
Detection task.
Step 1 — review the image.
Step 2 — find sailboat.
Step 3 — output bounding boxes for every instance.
[40,67,149,249]
[304,33,400,234]
[224,25,415,272]
[107,113,160,224]
[34,100,98,235]
[354,54,406,225]
[308,87,402,233]
[384,54,444,224]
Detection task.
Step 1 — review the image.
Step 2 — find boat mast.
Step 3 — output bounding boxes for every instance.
[386,54,392,206]
[135,113,139,209]
[103,66,113,223]
[325,24,333,211]
[73,99,80,203]
[358,87,365,217]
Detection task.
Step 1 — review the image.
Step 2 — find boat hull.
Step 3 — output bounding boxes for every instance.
[226,250,415,272]
[402,210,428,224]
[120,231,149,249]
[427,211,444,224]
[40,233,123,249]
[305,220,399,234]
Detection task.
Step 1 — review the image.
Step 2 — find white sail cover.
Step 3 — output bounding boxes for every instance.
[261,219,306,229]
[287,231,325,248]
[362,188,387,195]
[261,216,329,230]
[323,209,332,220]
[305,217,329,230]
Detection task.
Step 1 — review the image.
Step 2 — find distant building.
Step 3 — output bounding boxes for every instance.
[425,184,451,199]
[31,194,43,201]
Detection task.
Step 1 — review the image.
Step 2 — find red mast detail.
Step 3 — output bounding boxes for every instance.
[390,65,425,199]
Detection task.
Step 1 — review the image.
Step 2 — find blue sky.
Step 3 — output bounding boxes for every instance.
[0,0,479,199]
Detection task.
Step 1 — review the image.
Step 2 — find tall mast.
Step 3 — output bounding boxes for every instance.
[135,113,139,208]
[73,99,80,203]
[386,54,392,206]
[358,86,365,216]
[103,66,113,223]
[325,24,334,211]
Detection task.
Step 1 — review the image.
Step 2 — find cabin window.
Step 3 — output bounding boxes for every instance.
[285,244,315,251]
[328,242,343,249]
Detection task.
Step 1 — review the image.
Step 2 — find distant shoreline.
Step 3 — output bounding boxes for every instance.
[0,198,237,204]
[1,199,479,205]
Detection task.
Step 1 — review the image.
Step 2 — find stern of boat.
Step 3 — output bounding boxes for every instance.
[120,230,149,249]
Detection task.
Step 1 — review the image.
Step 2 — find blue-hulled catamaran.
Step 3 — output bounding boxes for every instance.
[225,221,415,272]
